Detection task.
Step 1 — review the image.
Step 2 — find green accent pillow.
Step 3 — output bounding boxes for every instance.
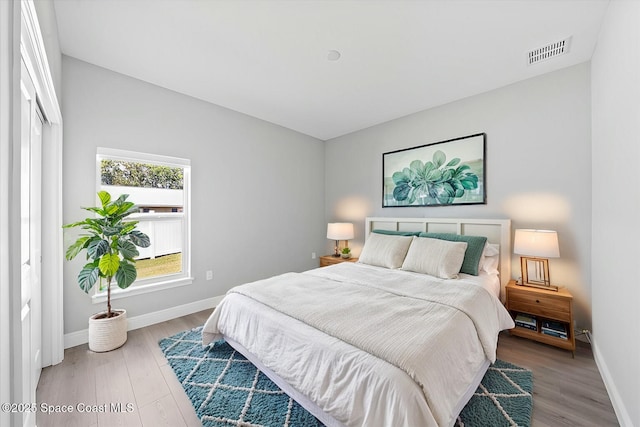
[418,232,487,276]
[373,229,422,237]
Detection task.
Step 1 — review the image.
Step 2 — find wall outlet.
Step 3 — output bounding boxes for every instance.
[206,270,213,280]
[311,252,316,259]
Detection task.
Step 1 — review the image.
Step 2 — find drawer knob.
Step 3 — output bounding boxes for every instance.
[536,299,540,303]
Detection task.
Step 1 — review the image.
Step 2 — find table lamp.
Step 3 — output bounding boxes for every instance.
[327,223,354,257]
[514,229,560,291]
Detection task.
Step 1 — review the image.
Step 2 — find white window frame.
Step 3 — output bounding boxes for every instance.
[92,147,192,303]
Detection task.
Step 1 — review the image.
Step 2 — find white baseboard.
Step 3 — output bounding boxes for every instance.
[63,295,224,349]
[591,335,632,427]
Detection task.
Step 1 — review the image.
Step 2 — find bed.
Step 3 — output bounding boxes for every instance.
[202,217,515,427]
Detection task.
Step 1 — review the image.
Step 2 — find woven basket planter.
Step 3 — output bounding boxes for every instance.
[88,309,127,352]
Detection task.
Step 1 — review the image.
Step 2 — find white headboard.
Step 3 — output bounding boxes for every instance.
[365,217,511,291]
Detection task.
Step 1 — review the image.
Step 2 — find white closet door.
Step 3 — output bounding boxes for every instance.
[20,59,42,427]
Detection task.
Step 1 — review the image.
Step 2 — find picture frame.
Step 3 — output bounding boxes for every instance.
[382,133,486,207]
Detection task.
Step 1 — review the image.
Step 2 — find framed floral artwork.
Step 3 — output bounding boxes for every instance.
[383,133,486,207]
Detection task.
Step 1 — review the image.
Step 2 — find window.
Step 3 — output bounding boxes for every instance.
[93,148,192,303]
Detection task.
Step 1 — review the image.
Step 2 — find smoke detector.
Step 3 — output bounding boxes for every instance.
[327,50,341,61]
[527,37,571,65]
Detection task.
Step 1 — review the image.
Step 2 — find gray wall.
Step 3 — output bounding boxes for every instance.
[591,1,639,425]
[62,56,325,334]
[325,63,592,330]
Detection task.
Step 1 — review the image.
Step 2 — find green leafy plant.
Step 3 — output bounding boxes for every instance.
[63,191,150,318]
[341,247,351,255]
[100,159,184,189]
[391,150,479,205]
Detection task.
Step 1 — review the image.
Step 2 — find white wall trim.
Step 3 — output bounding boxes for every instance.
[591,336,630,427]
[0,2,18,426]
[64,295,223,349]
[91,276,194,304]
[21,1,60,120]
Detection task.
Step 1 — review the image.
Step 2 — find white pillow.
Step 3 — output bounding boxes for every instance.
[358,233,414,269]
[401,237,467,279]
[479,243,500,275]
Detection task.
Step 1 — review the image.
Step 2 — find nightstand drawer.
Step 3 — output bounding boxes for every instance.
[508,288,571,322]
[319,255,358,267]
[508,300,571,322]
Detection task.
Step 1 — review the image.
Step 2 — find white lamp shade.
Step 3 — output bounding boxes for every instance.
[327,223,354,240]
[514,229,560,258]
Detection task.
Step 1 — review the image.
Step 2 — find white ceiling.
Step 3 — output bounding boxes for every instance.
[53,0,609,140]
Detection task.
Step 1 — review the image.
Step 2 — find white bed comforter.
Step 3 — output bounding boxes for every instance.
[203,263,514,427]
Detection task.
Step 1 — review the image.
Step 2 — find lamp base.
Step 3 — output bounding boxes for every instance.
[518,280,559,292]
[520,256,558,291]
[333,240,340,257]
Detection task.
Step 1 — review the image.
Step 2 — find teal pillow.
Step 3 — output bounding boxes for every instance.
[418,233,487,275]
[373,229,421,237]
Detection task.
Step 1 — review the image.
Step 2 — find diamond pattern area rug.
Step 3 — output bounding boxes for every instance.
[160,327,533,427]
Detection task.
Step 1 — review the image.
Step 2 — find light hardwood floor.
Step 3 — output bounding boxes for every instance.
[37,310,619,426]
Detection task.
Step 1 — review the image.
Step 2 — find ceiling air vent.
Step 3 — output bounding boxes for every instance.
[528,37,571,65]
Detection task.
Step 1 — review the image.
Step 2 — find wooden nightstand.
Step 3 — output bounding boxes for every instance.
[319,255,359,267]
[505,280,576,355]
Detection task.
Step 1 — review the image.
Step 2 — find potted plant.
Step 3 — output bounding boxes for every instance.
[341,247,352,259]
[64,191,150,352]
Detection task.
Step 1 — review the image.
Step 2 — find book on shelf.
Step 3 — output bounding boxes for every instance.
[516,322,537,331]
[541,327,568,339]
[542,320,567,333]
[515,313,537,330]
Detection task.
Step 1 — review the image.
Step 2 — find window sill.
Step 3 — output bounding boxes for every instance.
[91,276,194,304]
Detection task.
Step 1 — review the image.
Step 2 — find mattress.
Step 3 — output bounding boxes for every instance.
[203,262,514,427]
